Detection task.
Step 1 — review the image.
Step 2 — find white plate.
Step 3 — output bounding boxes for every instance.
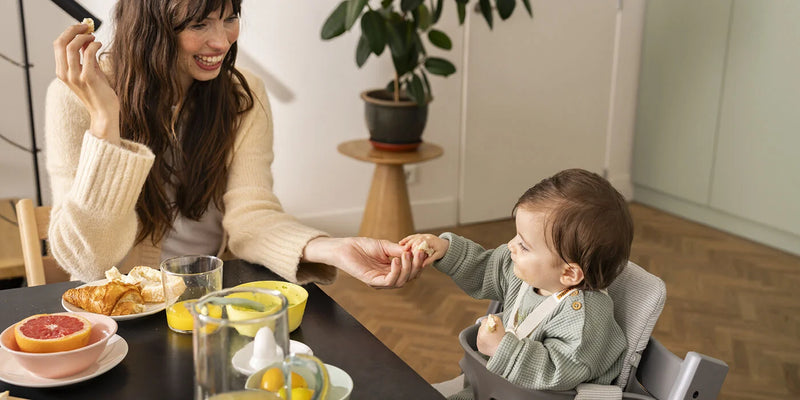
[0,334,128,388]
[232,340,314,375]
[61,279,166,321]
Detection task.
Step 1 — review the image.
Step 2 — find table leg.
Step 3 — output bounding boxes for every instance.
[359,163,414,242]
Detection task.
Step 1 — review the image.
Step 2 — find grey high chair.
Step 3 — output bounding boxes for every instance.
[457,261,729,400]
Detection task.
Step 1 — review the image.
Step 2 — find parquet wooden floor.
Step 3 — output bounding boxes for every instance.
[319,202,800,399]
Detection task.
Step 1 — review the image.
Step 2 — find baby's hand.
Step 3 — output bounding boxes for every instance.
[399,234,448,267]
[477,315,505,356]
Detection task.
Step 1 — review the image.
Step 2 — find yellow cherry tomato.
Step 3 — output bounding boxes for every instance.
[260,367,308,393]
[289,372,307,389]
[289,388,315,400]
[260,368,283,392]
[276,387,314,400]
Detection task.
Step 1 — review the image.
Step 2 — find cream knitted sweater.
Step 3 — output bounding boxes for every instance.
[44,69,336,284]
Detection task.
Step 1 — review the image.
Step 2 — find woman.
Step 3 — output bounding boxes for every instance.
[46,0,424,286]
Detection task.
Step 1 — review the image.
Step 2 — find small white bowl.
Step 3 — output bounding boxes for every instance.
[0,312,118,379]
[246,362,353,400]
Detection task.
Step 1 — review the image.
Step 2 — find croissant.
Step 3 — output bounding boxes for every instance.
[63,281,145,316]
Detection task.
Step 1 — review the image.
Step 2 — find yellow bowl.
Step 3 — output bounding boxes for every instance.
[235,281,308,332]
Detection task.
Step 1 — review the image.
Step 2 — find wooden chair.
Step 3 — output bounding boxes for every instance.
[16,198,70,286]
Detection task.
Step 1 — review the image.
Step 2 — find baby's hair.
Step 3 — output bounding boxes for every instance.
[513,169,633,290]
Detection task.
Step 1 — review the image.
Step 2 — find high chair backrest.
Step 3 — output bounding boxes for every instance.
[606,261,667,389]
[16,199,70,286]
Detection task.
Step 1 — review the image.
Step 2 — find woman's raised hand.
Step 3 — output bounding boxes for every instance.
[53,23,120,145]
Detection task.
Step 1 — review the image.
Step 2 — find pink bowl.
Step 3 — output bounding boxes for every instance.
[0,312,118,379]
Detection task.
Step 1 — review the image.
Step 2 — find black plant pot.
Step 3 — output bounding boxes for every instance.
[362,89,430,152]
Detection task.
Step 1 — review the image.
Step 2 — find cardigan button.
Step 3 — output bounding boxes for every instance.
[571,301,582,310]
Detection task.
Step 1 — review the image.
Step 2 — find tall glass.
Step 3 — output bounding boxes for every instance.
[193,287,328,400]
[161,255,223,333]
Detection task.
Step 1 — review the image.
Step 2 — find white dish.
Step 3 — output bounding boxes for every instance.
[232,340,314,375]
[61,279,166,321]
[0,334,128,388]
[244,362,352,400]
[324,363,354,400]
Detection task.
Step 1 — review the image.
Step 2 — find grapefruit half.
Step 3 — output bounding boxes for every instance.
[14,313,92,353]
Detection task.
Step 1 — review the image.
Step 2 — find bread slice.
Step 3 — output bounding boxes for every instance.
[104,266,185,303]
[126,266,161,303]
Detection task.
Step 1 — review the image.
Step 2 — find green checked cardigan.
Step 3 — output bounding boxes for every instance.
[434,233,627,399]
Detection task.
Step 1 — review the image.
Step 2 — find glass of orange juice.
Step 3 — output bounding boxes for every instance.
[160,255,223,333]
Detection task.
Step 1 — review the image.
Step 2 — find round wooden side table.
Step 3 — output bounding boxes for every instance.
[338,139,443,242]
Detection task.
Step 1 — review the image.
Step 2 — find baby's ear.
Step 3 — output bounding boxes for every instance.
[560,264,584,287]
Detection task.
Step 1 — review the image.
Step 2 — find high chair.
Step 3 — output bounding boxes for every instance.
[458,261,729,400]
[16,198,70,286]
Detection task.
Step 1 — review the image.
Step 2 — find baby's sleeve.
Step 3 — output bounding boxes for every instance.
[433,233,509,301]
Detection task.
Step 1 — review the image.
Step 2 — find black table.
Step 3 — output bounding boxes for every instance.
[0,260,445,399]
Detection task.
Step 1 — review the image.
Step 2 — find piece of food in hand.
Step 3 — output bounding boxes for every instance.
[82,18,94,33]
[486,314,497,332]
[413,240,435,257]
[62,281,144,316]
[13,313,92,353]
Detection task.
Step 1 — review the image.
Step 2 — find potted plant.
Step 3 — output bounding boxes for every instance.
[321,0,532,151]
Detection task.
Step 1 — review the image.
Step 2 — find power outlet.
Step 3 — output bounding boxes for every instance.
[404,165,418,185]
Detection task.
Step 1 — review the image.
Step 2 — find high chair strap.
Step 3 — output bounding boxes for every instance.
[575,383,622,400]
[506,284,576,339]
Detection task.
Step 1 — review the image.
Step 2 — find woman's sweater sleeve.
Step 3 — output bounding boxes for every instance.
[45,79,154,282]
[222,71,335,285]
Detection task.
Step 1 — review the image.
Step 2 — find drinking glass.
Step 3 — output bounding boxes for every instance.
[161,255,223,333]
[193,287,328,400]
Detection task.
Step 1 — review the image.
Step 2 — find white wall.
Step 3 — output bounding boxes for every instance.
[1,1,634,238]
[0,0,73,204]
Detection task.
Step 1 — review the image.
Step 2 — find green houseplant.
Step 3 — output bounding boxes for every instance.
[321,0,532,150]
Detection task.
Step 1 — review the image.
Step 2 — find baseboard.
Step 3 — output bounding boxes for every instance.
[608,173,634,201]
[634,185,800,257]
[296,197,458,238]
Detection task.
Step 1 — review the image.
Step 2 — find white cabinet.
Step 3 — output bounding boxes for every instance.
[460,0,642,223]
[632,0,731,205]
[633,0,800,255]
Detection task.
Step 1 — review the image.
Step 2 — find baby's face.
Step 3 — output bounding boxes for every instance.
[507,208,570,296]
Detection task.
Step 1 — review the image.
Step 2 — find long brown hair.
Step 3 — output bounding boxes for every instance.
[109,0,254,244]
[514,169,634,290]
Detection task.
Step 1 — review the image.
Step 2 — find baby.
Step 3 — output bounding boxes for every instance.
[402,168,632,398]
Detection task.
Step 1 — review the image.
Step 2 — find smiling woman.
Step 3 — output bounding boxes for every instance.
[175,3,241,91]
[43,0,423,290]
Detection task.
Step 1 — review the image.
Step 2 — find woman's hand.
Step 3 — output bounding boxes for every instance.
[476,314,505,356]
[399,233,448,268]
[53,23,120,145]
[303,237,424,288]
